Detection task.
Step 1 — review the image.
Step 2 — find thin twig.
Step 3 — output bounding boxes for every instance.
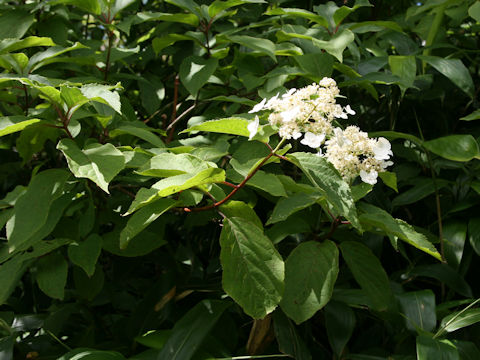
[166,75,180,143]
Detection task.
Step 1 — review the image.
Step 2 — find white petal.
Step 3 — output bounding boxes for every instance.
[373,137,393,160]
[248,98,266,113]
[345,105,356,115]
[248,116,260,140]
[280,107,300,123]
[300,132,325,148]
[292,131,302,140]
[360,170,378,185]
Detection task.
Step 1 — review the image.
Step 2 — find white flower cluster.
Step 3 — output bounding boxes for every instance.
[247,77,393,185]
[324,126,393,185]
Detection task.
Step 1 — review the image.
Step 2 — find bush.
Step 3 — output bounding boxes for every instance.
[1,0,480,359]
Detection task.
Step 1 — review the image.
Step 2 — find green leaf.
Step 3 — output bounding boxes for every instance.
[219,201,263,229]
[397,290,437,332]
[181,117,251,137]
[440,308,480,334]
[136,153,212,177]
[443,221,467,269]
[294,53,333,81]
[423,135,480,162]
[179,56,218,95]
[460,109,480,121]
[340,241,395,312]
[469,2,480,23]
[410,264,472,298]
[325,301,356,357]
[81,83,122,114]
[0,116,41,137]
[36,252,68,300]
[220,217,284,319]
[109,123,165,148]
[273,310,312,360]
[68,234,103,277]
[392,178,448,207]
[120,199,177,249]
[0,256,30,305]
[418,55,474,98]
[0,10,34,39]
[277,26,354,62]
[265,8,328,27]
[280,240,339,324]
[468,217,480,256]
[416,336,459,360]
[0,36,56,54]
[49,0,102,14]
[57,348,126,360]
[126,167,225,214]
[388,55,417,94]
[73,265,104,301]
[27,42,88,73]
[267,192,322,225]
[287,152,361,230]
[208,0,265,17]
[358,203,441,260]
[228,169,287,197]
[158,300,230,360]
[227,35,277,61]
[7,169,70,252]
[332,0,373,25]
[57,139,125,193]
[152,34,193,54]
[378,171,398,192]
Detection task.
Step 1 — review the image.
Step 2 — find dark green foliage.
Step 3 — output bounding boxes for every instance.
[1,0,480,359]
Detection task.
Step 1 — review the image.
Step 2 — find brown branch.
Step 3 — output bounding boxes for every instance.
[104,30,114,82]
[184,152,275,213]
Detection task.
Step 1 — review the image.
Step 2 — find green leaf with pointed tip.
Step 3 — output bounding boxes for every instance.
[0,36,55,54]
[287,152,361,230]
[181,117,251,137]
[126,167,225,214]
[278,26,354,62]
[358,202,441,260]
[68,234,103,277]
[273,310,312,360]
[109,123,165,148]
[325,301,356,357]
[0,116,41,137]
[280,241,339,324]
[340,241,395,312]
[0,256,30,305]
[120,199,177,250]
[219,201,263,229]
[57,139,125,193]
[0,10,34,39]
[440,308,480,333]
[411,264,472,298]
[179,56,218,95]
[158,300,230,360]
[49,0,101,14]
[265,8,328,27]
[136,153,212,177]
[81,84,122,114]
[460,110,480,121]
[36,252,68,300]
[208,0,265,17]
[378,171,398,192]
[416,336,459,360]
[267,192,322,225]
[27,42,88,73]
[397,290,436,332]
[220,217,284,319]
[418,55,474,98]
[7,169,70,252]
[333,0,373,25]
[227,35,277,61]
[152,34,193,54]
[423,135,480,162]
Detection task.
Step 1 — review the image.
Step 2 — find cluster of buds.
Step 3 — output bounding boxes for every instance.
[248,78,393,185]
